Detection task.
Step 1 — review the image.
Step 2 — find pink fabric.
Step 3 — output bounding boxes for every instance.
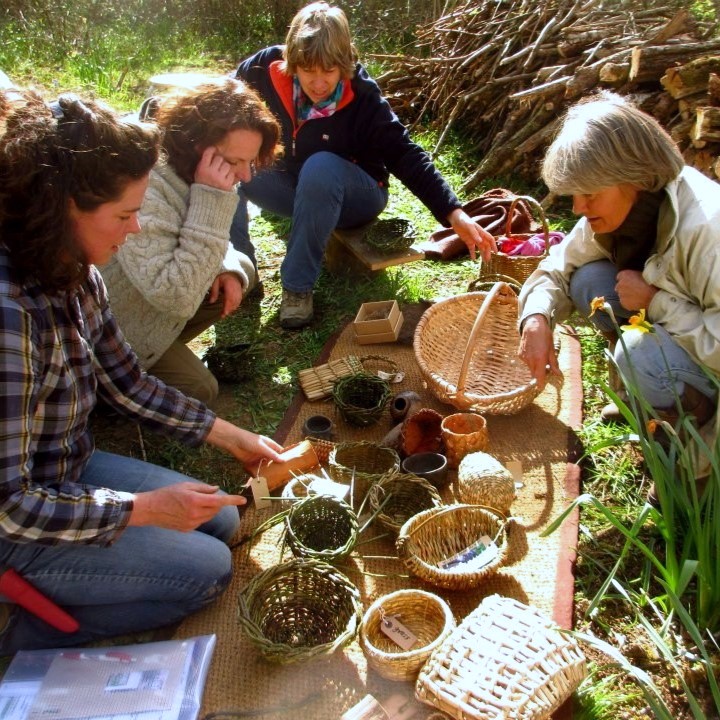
[499,231,564,256]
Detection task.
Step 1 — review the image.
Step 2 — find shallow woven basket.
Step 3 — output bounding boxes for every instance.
[457,451,516,516]
[396,504,508,590]
[480,195,550,287]
[332,372,391,427]
[414,282,541,415]
[441,412,489,469]
[285,494,359,563]
[360,589,456,682]
[416,594,587,719]
[364,217,416,254]
[238,558,361,664]
[329,441,401,505]
[367,472,443,534]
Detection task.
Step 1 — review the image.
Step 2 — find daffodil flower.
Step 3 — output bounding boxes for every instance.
[621,309,654,334]
[589,296,607,317]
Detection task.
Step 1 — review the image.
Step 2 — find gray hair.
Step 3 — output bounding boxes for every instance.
[542,91,684,195]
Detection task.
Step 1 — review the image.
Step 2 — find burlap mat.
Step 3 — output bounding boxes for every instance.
[173,304,582,719]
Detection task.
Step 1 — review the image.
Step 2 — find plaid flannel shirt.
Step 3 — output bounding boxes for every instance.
[0,247,215,546]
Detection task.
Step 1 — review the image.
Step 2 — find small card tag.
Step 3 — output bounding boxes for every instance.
[505,460,524,488]
[438,534,498,571]
[380,614,417,651]
[250,475,271,510]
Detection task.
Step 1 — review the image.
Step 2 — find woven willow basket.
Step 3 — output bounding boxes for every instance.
[332,372,391,427]
[367,472,443,534]
[440,412,489,469]
[416,594,587,719]
[457,451,515,516]
[285,494,359,563]
[238,559,361,664]
[329,441,401,505]
[364,217,416,254]
[481,195,550,287]
[396,504,508,590]
[414,282,541,415]
[360,589,455,682]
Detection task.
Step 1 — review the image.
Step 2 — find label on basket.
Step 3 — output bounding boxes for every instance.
[250,475,271,510]
[380,614,418,651]
[438,535,498,571]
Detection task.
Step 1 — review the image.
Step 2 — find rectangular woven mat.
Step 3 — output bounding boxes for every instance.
[172,303,583,720]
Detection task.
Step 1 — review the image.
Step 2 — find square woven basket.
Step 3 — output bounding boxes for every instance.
[415,594,587,719]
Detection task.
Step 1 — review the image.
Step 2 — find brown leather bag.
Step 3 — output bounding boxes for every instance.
[419,188,535,261]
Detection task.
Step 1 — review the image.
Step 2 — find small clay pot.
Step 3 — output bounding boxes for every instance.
[401,452,449,490]
[389,391,422,423]
[302,414,334,440]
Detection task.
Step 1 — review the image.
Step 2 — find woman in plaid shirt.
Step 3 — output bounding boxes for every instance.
[0,89,283,653]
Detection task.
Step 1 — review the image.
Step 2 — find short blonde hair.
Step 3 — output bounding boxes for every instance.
[283,2,357,79]
[542,91,684,195]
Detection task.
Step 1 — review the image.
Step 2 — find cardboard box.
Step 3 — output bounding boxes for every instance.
[353,300,404,344]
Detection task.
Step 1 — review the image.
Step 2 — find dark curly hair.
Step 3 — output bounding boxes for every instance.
[155,78,282,184]
[0,91,160,292]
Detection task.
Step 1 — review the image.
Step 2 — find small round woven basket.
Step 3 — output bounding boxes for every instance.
[332,372,391,427]
[280,473,317,508]
[328,441,401,504]
[367,472,443,534]
[360,589,456,682]
[441,412,489,469]
[285,494,359,563]
[238,559,361,664]
[457,451,515,516]
[396,504,508,590]
[364,218,416,254]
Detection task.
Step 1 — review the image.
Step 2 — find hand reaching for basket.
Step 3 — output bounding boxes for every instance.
[205,418,284,476]
[447,208,497,262]
[518,314,561,389]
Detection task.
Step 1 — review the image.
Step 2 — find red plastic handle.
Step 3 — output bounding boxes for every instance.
[0,569,79,633]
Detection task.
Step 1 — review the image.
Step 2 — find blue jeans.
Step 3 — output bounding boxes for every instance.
[0,450,240,654]
[230,151,389,292]
[569,260,716,406]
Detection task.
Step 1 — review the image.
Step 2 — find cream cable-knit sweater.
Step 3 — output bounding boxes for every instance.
[100,161,255,368]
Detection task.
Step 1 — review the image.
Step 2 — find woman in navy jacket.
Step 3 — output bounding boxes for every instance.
[230,1,494,329]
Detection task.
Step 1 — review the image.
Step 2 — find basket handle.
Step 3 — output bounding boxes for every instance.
[503,195,550,257]
[456,282,516,398]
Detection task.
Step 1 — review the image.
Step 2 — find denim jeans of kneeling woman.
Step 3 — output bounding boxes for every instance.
[229,150,388,293]
[0,450,239,655]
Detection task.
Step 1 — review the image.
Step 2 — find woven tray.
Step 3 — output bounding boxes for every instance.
[360,589,455,682]
[416,594,587,719]
[480,195,549,287]
[414,282,541,414]
[237,558,361,664]
[396,504,508,590]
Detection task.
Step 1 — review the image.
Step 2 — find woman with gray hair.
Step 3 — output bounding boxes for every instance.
[518,91,718,431]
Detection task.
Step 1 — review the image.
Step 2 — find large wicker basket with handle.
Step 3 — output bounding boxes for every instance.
[480,194,550,287]
[414,282,541,415]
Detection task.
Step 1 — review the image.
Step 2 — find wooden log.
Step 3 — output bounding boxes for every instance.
[660,55,720,99]
[599,61,630,86]
[678,91,708,121]
[714,155,720,179]
[630,39,720,84]
[682,146,716,177]
[709,72,720,104]
[691,106,720,144]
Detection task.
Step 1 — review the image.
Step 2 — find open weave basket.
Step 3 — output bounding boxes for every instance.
[364,217,416,254]
[396,504,508,590]
[328,441,401,506]
[416,594,587,719]
[332,372,391,427]
[368,472,443,534]
[360,589,455,682]
[480,194,550,287]
[285,494,359,563]
[414,282,541,415]
[238,558,361,664]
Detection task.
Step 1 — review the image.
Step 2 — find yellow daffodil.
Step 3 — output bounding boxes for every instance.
[646,419,658,434]
[621,309,653,334]
[589,296,606,317]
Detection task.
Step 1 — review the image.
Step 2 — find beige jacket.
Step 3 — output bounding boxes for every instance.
[100,162,255,368]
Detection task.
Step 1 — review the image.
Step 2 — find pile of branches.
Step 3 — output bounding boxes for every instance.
[376,0,720,192]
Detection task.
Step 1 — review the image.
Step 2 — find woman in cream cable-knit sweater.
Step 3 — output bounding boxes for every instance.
[101,79,281,405]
